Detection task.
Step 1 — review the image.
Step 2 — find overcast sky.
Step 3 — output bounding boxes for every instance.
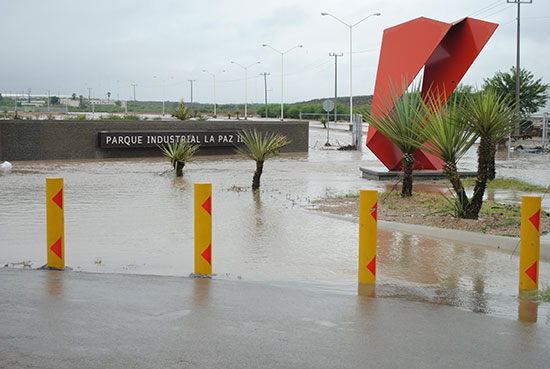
[1,0,549,107]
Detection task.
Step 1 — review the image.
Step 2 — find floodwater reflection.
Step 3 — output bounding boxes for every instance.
[518,290,539,323]
[45,270,64,298]
[192,278,212,308]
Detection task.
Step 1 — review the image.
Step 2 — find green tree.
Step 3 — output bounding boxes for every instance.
[482,67,549,117]
[236,129,290,190]
[461,89,519,219]
[361,82,425,197]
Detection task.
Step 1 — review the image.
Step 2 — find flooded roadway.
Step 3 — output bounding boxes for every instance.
[1,125,549,323]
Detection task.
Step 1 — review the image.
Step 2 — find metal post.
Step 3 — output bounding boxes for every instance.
[261,72,270,118]
[188,79,195,103]
[47,90,50,112]
[326,110,330,144]
[359,189,377,286]
[519,195,540,291]
[280,53,284,120]
[213,75,217,117]
[329,52,343,123]
[46,178,65,269]
[507,0,533,135]
[262,44,302,122]
[321,12,381,127]
[352,114,363,150]
[542,112,548,151]
[349,26,353,127]
[194,183,212,276]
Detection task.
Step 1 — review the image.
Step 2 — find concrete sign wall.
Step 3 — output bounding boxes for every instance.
[97,130,245,148]
[0,120,308,161]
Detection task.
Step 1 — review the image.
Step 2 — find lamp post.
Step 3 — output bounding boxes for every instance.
[202,69,225,118]
[231,61,260,120]
[321,11,380,126]
[153,76,173,116]
[507,0,532,137]
[262,44,303,121]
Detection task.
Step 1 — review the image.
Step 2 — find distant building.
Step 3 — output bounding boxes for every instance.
[59,98,80,107]
[20,100,46,107]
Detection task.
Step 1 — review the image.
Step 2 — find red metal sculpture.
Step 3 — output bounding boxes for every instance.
[367,17,498,171]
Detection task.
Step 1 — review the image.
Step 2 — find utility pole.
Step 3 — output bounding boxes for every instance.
[87,87,92,99]
[329,52,343,123]
[27,88,31,103]
[47,90,51,112]
[188,80,196,103]
[507,0,532,135]
[131,83,137,101]
[260,72,270,118]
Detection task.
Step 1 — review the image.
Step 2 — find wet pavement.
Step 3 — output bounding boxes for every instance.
[1,125,550,324]
[1,268,549,369]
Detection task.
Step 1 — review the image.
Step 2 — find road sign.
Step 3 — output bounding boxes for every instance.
[322,99,334,112]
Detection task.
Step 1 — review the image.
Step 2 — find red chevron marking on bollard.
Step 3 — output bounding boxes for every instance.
[201,244,212,265]
[529,209,541,233]
[371,202,378,222]
[525,261,538,284]
[366,257,376,276]
[202,197,212,216]
[52,189,63,210]
[50,237,62,259]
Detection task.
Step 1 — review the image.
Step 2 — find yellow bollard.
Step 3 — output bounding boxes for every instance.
[46,178,65,269]
[519,196,541,291]
[359,189,378,285]
[194,183,212,276]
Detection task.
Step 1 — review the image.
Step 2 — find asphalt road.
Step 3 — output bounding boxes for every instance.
[1,268,549,369]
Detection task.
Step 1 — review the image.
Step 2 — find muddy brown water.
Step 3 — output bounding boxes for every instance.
[1,127,549,323]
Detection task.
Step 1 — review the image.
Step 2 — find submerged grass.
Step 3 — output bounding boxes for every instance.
[462,178,548,192]
[528,285,550,302]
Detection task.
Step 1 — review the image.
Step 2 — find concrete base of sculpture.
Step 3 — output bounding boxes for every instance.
[360,167,477,181]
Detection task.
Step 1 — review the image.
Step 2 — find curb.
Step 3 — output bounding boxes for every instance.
[308,210,550,260]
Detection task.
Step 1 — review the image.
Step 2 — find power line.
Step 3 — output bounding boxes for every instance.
[482,4,514,19]
[469,1,505,17]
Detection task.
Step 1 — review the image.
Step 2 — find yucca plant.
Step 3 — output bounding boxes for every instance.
[159,140,199,176]
[362,81,425,197]
[235,129,290,190]
[172,101,192,120]
[461,89,519,219]
[414,92,478,214]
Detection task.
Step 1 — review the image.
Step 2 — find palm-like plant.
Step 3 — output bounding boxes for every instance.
[362,82,425,197]
[415,93,478,214]
[461,89,519,219]
[159,140,199,176]
[172,101,192,120]
[236,129,290,190]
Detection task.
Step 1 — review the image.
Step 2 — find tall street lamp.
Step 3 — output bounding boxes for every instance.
[321,11,380,126]
[262,44,303,121]
[153,75,173,116]
[202,69,225,118]
[231,61,260,120]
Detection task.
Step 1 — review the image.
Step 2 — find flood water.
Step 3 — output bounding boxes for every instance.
[1,125,550,323]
